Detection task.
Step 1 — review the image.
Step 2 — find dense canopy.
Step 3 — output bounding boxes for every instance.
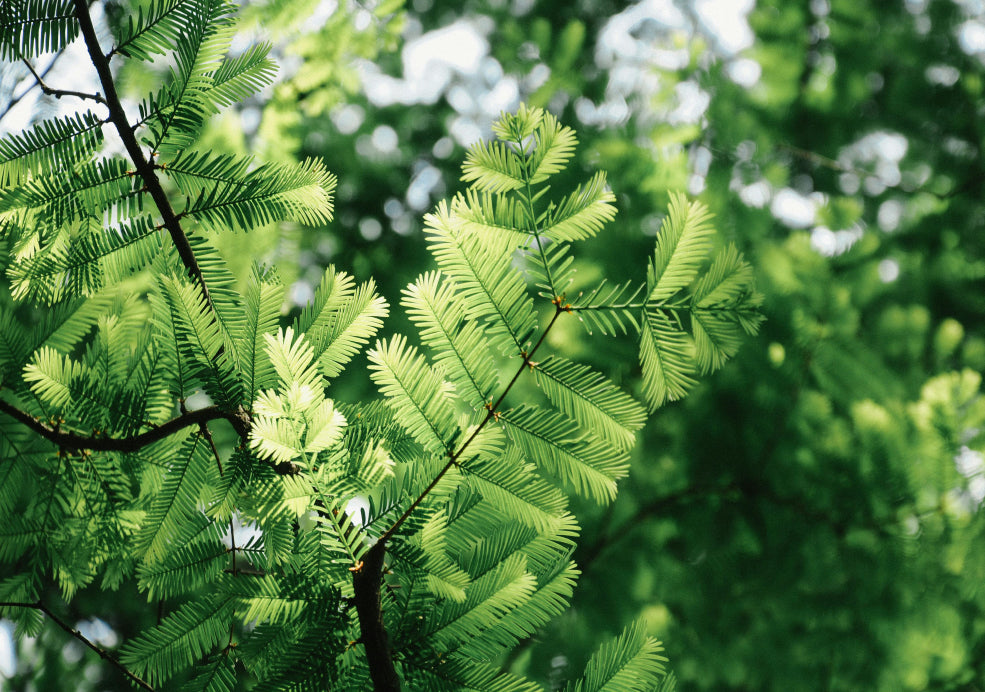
[1,1,984,690]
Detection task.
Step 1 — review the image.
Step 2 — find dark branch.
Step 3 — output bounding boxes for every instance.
[351,542,401,692]
[0,399,247,453]
[21,57,107,105]
[72,0,215,309]
[0,601,154,691]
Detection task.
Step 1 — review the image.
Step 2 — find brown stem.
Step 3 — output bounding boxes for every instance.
[0,601,154,691]
[0,399,248,453]
[72,0,214,309]
[352,542,401,692]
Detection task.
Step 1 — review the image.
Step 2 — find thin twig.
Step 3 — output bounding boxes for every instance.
[379,307,564,545]
[21,57,107,105]
[0,601,154,691]
[200,422,224,476]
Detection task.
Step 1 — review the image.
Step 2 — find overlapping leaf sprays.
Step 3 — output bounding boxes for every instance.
[0,3,759,690]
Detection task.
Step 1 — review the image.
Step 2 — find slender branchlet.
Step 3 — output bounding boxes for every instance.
[0,601,155,691]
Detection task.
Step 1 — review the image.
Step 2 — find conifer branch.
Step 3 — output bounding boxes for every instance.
[378,306,564,545]
[0,399,249,453]
[72,0,215,309]
[354,307,565,691]
[0,601,155,691]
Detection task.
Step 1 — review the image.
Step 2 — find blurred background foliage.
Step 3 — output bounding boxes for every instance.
[3,0,985,689]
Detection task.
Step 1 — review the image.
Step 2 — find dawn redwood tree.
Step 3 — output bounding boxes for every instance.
[0,2,760,689]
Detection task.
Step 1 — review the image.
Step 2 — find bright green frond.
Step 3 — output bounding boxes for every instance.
[490,103,543,142]
[461,140,526,194]
[427,552,536,652]
[179,655,237,692]
[225,573,310,626]
[300,271,388,380]
[250,396,346,465]
[136,433,216,564]
[527,111,577,184]
[184,157,336,232]
[295,266,355,334]
[647,192,714,304]
[0,0,78,61]
[0,293,115,394]
[424,202,537,355]
[185,233,248,371]
[499,405,626,503]
[249,333,346,466]
[403,656,544,692]
[136,539,228,601]
[148,265,196,398]
[526,239,576,299]
[563,619,668,692]
[120,594,234,685]
[542,171,617,242]
[22,345,86,409]
[461,560,578,660]
[9,216,164,303]
[691,308,747,374]
[311,497,368,570]
[237,265,285,403]
[415,509,472,602]
[208,41,277,107]
[452,189,532,247]
[113,0,207,61]
[140,0,237,154]
[689,244,763,373]
[691,243,755,308]
[567,280,645,336]
[463,449,567,532]
[532,355,646,450]
[402,270,499,408]
[160,273,242,406]
[368,334,459,455]
[639,308,697,411]
[0,156,142,229]
[263,326,321,390]
[159,150,255,196]
[0,111,103,185]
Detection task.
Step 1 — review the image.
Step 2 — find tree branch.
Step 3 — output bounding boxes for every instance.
[0,398,249,453]
[0,601,154,691]
[378,306,564,545]
[21,56,107,106]
[352,307,567,691]
[351,542,401,692]
[72,0,215,309]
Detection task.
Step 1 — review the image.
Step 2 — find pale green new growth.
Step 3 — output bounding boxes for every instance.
[0,4,761,690]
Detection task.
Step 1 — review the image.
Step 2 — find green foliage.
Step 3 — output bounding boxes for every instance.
[562,619,668,692]
[0,3,762,690]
